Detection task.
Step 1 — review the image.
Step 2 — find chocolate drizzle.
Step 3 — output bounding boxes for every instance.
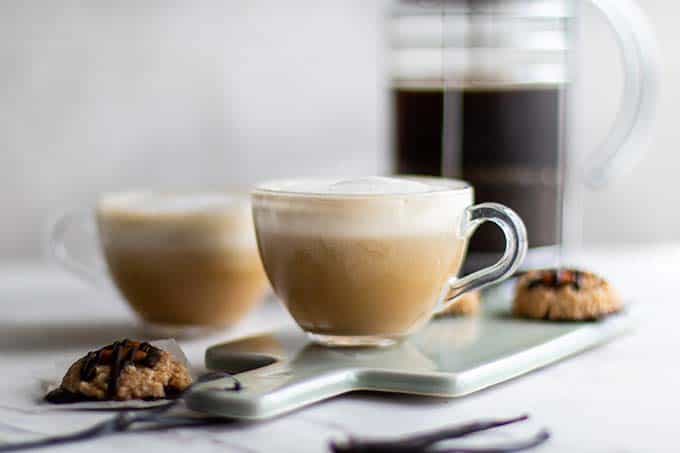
[45,387,95,404]
[75,339,163,399]
[80,350,100,382]
[527,269,584,291]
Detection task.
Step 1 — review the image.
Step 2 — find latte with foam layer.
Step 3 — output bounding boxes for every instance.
[97,192,268,329]
[253,177,473,342]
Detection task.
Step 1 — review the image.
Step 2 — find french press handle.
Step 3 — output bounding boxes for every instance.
[584,0,660,188]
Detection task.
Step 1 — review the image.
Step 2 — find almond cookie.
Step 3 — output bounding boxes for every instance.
[436,291,481,317]
[513,269,622,321]
[46,339,192,403]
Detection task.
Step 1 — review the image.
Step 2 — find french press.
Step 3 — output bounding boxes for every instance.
[389,0,659,269]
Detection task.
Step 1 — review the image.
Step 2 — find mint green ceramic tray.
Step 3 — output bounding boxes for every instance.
[186,283,632,420]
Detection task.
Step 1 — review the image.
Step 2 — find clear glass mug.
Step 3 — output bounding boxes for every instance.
[48,191,269,337]
[389,0,659,269]
[252,176,527,347]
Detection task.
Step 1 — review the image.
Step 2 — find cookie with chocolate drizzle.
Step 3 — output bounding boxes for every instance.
[46,339,192,403]
[513,269,622,321]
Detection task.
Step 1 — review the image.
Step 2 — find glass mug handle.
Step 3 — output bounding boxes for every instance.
[434,203,527,314]
[583,0,660,188]
[48,208,109,288]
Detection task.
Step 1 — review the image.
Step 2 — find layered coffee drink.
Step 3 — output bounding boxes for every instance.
[97,192,268,330]
[253,177,472,344]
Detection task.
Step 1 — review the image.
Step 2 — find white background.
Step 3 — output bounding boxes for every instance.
[0,0,675,258]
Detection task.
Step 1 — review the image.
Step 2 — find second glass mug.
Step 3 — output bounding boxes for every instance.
[252,176,527,347]
[48,191,270,337]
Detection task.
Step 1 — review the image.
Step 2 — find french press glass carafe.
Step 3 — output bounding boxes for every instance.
[389,0,659,269]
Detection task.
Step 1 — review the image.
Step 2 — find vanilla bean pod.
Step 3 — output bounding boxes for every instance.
[330,415,549,453]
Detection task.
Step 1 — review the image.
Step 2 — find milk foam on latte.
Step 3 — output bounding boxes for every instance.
[105,193,248,214]
[253,176,471,238]
[98,192,256,251]
[256,176,452,196]
[326,177,432,194]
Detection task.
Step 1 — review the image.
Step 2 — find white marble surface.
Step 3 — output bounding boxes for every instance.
[1,244,679,452]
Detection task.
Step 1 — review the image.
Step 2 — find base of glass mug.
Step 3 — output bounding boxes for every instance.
[306,332,401,347]
[141,321,226,339]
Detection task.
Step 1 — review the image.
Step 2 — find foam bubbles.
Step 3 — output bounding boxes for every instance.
[264,176,444,196]
[253,177,473,237]
[98,191,256,251]
[325,177,432,195]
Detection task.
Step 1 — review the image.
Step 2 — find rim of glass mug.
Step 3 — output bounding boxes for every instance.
[252,175,472,199]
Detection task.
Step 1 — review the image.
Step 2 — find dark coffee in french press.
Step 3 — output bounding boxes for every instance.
[393,82,564,262]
